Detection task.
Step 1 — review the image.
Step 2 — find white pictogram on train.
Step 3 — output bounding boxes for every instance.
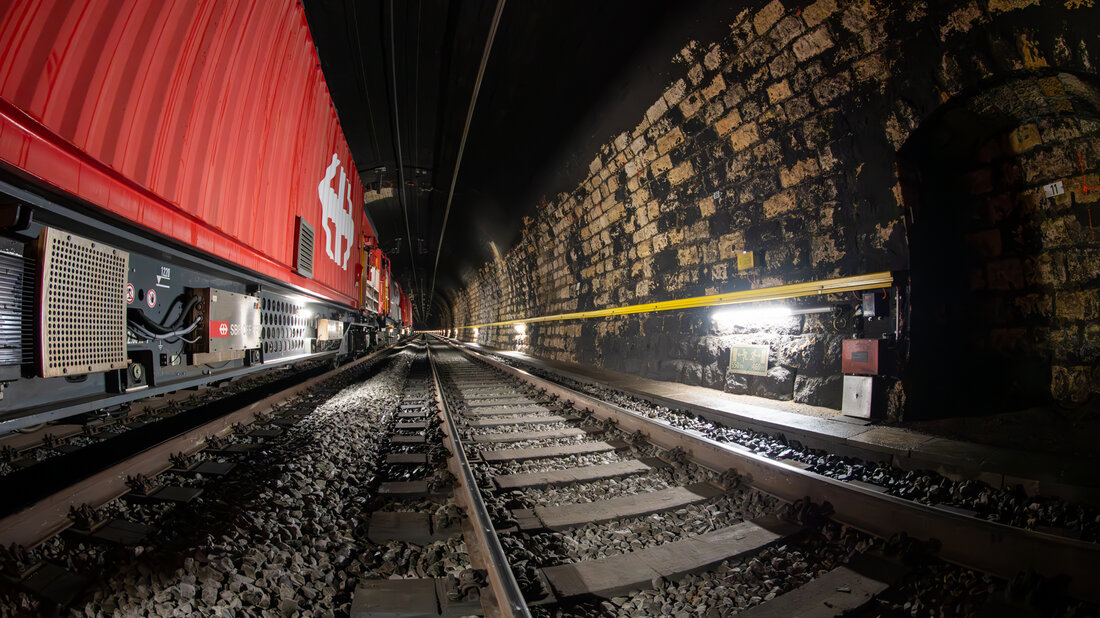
[318,153,355,270]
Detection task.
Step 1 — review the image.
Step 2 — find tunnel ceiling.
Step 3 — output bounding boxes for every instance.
[303,0,743,325]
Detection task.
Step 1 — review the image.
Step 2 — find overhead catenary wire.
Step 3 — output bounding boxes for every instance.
[386,0,423,322]
[426,0,507,322]
[411,0,428,321]
[349,0,383,161]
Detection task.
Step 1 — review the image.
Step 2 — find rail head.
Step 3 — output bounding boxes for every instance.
[442,338,1100,604]
[425,341,533,618]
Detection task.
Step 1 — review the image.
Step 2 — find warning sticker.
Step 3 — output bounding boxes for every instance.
[125,283,135,304]
[210,321,230,338]
[146,288,157,308]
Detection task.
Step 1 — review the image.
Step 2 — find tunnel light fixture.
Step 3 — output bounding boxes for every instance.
[514,323,527,335]
[473,328,479,337]
[711,305,793,326]
[711,304,835,327]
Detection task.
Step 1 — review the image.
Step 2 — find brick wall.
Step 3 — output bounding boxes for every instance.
[447,0,1100,419]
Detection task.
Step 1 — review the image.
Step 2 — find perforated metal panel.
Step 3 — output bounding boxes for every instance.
[296,217,314,279]
[260,295,308,360]
[37,228,129,378]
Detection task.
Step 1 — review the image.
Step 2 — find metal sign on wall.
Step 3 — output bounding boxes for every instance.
[728,344,770,376]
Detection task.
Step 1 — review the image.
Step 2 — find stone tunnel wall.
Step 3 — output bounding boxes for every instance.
[447,0,1100,420]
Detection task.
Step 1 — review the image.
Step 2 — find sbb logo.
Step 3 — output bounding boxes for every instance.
[211,321,231,338]
[219,323,229,337]
[318,152,355,270]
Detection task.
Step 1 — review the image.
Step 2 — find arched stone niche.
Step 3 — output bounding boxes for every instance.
[897,71,1100,417]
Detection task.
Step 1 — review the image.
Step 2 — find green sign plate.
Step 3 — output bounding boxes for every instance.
[728,344,770,376]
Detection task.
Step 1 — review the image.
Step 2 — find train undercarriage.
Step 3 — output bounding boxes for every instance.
[0,174,406,434]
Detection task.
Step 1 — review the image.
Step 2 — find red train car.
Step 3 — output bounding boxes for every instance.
[0,0,364,306]
[400,288,413,329]
[0,0,400,431]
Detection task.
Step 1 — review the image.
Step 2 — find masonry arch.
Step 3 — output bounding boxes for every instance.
[897,71,1100,418]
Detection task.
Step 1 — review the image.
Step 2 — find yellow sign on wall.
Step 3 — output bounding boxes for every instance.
[737,251,755,270]
[728,344,769,376]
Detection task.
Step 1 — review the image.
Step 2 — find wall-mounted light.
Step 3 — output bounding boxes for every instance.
[514,323,527,335]
[473,328,480,337]
[711,304,832,327]
[711,305,792,327]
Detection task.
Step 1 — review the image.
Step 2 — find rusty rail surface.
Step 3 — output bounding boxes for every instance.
[0,343,399,550]
[440,338,1100,604]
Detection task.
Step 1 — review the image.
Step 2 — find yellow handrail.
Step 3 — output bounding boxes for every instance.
[457,271,894,329]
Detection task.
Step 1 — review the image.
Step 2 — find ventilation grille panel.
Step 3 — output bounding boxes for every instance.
[295,217,314,279]
[260,295,307,359]
[38,228,129,378]
[0,251,26,366]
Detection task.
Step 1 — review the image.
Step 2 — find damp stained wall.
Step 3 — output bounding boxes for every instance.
[446,0,1100,420]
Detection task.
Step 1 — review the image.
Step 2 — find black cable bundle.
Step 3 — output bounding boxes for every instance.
[127,294,203,343]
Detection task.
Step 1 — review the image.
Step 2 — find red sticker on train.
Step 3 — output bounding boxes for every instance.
[210,321,230,338]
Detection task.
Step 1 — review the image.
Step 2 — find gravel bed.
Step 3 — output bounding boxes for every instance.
[487,353,1100,542]
[503,466,701,509]
[462,411,559,422]
[518,490,778,567]
[468,420,572,435]
[96,498,176,527]
[485,450,630,476]
[380,464,433,481]
[477,435,593,452]
[374,497,450,514]
[0,363,321,481]
[556,519,1099,618]
[0,349,476,617]
[363,537,470,580]
[559,523,858,617]
[63,434,105,448]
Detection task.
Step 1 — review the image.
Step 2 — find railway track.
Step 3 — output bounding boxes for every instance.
[352,337,1100,617]
[0,344,402,612]
[0,361,334,479]
[3,337,1097,616]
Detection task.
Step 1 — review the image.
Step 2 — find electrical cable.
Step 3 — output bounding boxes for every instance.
[409,0,425,321]
[160,295,201,330]
[426,0,507,322]
[385,0,424,322]
[126,296,201,336]
[127,317,202,342]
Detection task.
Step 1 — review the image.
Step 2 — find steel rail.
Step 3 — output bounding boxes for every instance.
[457,271,894,329]
[426,343,532,618]
[441,339,1100,604]
[0,343,400,550]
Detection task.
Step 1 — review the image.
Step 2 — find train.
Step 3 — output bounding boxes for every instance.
[0,0,411,432]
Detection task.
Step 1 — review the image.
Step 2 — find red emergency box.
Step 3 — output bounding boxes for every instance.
[842,339,881,375]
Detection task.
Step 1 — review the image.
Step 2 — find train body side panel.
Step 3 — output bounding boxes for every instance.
[0,0,364,306]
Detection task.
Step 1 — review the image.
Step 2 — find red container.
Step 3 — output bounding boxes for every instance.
[379,253,391,317]
[0,0,372,307]
[400,288,412,327]
[842,339,881,376]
